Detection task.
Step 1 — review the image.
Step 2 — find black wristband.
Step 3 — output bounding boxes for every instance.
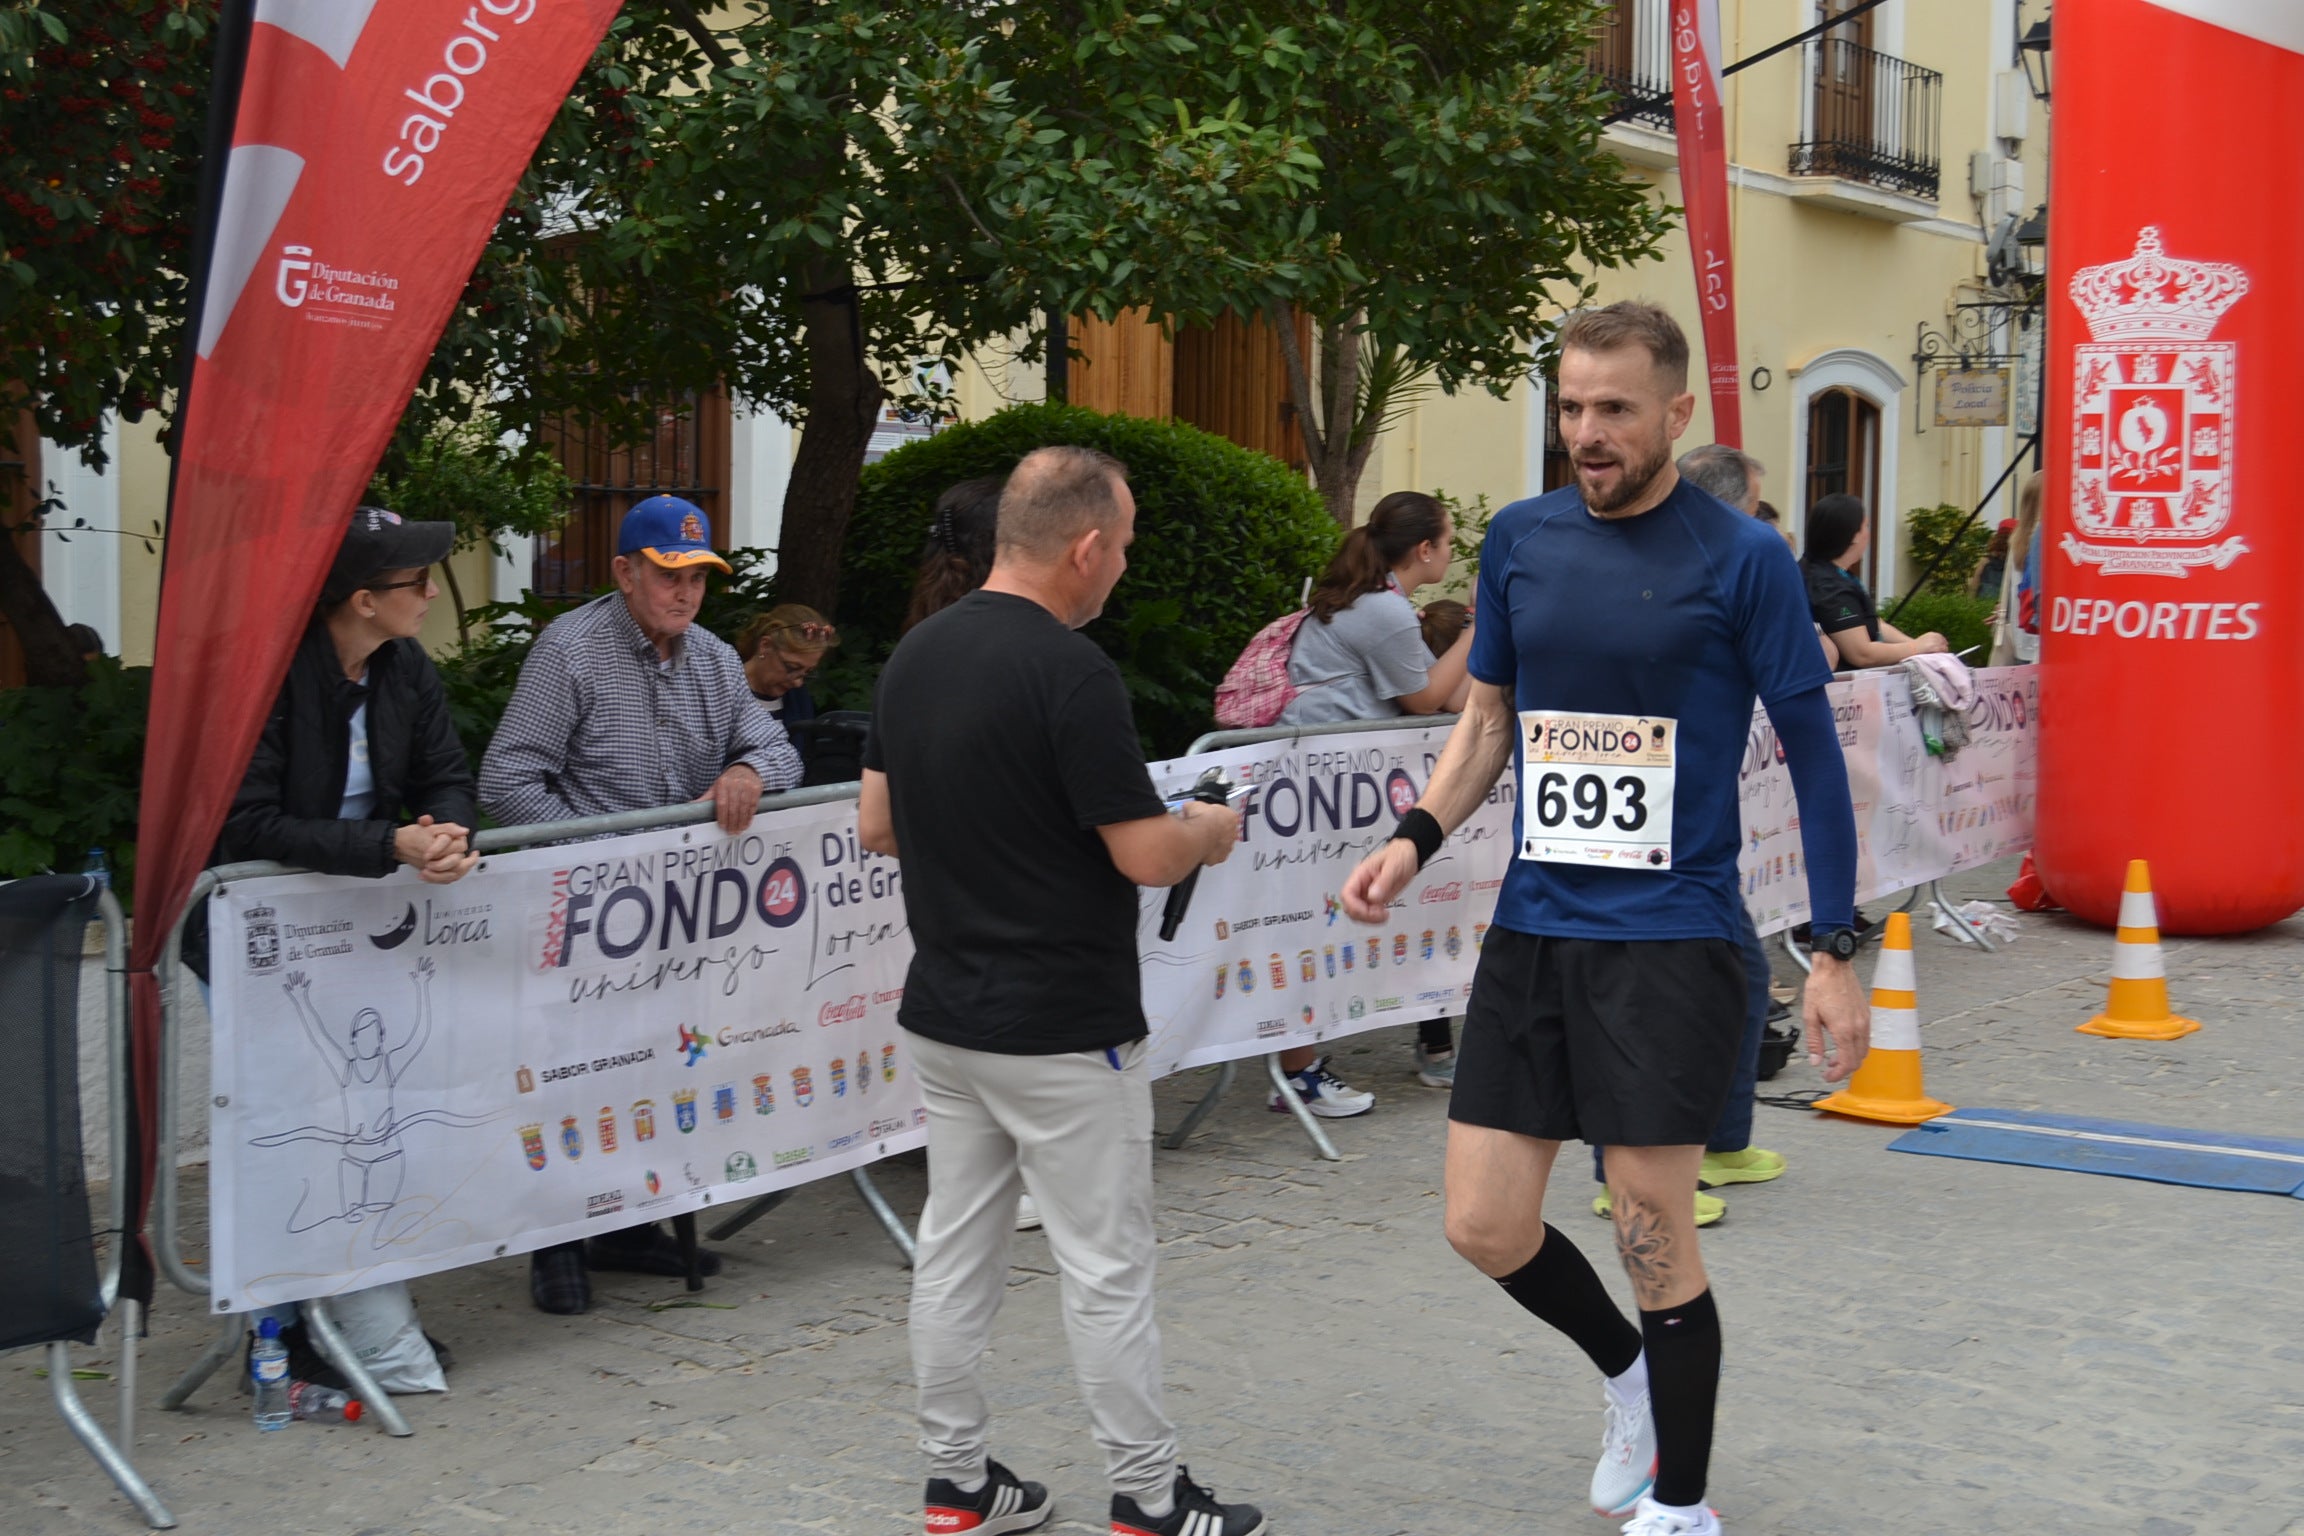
[1393,807,1445,870]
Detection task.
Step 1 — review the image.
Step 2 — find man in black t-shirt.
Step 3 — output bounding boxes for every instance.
[1799,492,1949,668]
[860,447,1266,1536]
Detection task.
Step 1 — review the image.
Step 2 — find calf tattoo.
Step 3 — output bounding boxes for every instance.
[1611,1195,1680,1308]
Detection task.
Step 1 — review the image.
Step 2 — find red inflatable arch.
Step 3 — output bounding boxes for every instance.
[2035,0,2304,933]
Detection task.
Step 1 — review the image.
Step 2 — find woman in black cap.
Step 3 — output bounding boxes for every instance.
[217,506,479,881]
[207,505,479,1387]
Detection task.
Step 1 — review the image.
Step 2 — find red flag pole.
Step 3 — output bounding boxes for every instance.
[1669,0,1742,447]
[128,0,626,1278]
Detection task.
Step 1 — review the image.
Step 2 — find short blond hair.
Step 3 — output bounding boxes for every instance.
[1558,301,1690,392]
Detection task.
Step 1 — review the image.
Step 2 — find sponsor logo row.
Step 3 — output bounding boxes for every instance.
[1211,928,1482,999]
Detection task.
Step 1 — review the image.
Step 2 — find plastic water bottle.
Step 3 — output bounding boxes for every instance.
[287,1381,363,1424]
[84,847,109,889]
[250,1317,291,1431]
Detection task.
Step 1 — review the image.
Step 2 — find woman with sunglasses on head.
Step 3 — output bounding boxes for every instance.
[736,604,841,727]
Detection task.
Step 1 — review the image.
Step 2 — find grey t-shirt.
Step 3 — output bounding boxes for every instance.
[1279,587,1434,724]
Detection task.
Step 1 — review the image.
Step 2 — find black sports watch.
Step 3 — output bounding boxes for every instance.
[1811,926,1860,962]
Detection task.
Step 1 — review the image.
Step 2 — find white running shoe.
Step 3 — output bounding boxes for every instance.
[1015,1193,1042,1231]
[1620,1495,1721,1535]
[1269,1057,1376,1118]
[1590,1385,1658,1517]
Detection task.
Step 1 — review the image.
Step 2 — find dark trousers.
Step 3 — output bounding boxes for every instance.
[1592,906,1770,1179]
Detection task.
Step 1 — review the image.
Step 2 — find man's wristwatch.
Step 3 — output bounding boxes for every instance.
[1811,926,1860,962]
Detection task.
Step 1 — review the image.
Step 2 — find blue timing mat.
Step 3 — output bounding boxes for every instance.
[1889,1108,2304,1198]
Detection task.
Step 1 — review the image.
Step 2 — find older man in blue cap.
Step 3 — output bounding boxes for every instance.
[482,496,802,1313]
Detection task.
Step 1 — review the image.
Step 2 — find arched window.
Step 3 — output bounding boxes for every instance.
[1806,386,1882,585]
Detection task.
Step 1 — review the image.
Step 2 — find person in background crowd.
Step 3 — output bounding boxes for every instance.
[480,495,802,1316]
[1991,476,2043,666]
[66,621,105,661]
[1281,490,1475,1104]
[1576,445,1801,1229]
[1968,520,2016,603]
[737,604,840,727]
[212,505,478,1385]
[1800,494,1949,668]
[1419,598,1469,659]
[1753,500,1794,551]
[904,475,1005,634]
[862,446,1267,1536]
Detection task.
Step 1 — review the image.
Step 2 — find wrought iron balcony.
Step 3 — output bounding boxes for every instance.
[1788,38,1942,201]
[1586,0,1673,132]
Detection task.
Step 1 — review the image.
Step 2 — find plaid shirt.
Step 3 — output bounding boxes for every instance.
[479,593,801,827]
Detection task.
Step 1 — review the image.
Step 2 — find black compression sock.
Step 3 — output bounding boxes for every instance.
[1640,1288,1722,1508]
[1494,1223,1642,1378]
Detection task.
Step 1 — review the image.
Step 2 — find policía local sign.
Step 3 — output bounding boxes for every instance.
[1934,369,2010,427]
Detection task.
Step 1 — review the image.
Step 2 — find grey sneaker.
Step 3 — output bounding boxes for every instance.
[1414,1044,1457,1088]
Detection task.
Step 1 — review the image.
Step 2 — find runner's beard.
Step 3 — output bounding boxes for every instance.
[1577,434,1674,515]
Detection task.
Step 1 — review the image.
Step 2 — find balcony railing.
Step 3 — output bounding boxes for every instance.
[1788,38,1942,200]
[1586,0,1673,132]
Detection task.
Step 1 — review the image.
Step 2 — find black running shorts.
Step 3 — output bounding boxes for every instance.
[1449,927,1746,1147]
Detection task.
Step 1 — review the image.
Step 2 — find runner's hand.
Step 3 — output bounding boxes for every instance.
[1803,955,1871,1083]
[1341,839,1419,924]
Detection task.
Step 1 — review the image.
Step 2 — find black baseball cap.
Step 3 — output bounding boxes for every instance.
[322,506,455,605]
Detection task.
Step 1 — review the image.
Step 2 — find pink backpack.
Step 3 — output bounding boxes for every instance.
[1213,610,1311,729]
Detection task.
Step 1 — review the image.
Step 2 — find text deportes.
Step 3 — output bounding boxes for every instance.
[383,0,543,188]
[2049,596,2262,641]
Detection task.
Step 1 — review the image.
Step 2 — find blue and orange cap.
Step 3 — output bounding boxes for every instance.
[618,496,730,573]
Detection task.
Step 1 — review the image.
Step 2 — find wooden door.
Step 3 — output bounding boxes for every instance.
[1806,387,1883,586]
[1070,309,1175,420]
[532,389,730,603]
[1814,0,1876,154]
[1172,310,1310,472]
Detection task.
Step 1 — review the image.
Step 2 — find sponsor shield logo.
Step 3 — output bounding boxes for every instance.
[518,1123,546,1171]
[673,1088,698,1133]
[244,903,281,972]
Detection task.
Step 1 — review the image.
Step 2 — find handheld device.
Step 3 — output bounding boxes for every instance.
[1159,768,1237,942]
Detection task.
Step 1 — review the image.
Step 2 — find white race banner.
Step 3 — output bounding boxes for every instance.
[209,669,2035,1305]
[209,798,920,1312]
[1136,722,1516,1078]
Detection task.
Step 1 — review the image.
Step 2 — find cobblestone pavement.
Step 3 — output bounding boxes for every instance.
[6,857,2301,1535]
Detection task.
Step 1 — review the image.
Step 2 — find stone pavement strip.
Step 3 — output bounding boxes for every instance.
[5,856,2301,1536]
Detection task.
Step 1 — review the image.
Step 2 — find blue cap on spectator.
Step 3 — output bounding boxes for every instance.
[619,496,730,573]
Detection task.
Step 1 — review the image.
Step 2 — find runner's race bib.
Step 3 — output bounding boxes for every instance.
[1517,711,1675,869]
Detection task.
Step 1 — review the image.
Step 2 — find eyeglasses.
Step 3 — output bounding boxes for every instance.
[368,567,432,594]
[767,651,816,682]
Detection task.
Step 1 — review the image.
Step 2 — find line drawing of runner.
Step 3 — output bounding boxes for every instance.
[250,957,493,1238]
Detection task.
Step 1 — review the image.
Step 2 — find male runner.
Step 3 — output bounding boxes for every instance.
[1342,302,1870,1536]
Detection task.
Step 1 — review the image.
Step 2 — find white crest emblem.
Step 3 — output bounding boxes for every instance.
[2064,228,2249,576]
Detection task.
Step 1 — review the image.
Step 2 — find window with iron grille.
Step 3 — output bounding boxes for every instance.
[1787,5,1943,202]
[1586,0,1674,132]
[530,390,731,604]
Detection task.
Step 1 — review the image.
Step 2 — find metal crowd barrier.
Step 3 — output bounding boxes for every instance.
[1164,716,1467,1163]
[38,881,178,1527]
[151,783,914,1440]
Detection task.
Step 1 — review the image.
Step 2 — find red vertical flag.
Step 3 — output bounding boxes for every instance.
[128,0,623,1237]
[1669,0,1741,446]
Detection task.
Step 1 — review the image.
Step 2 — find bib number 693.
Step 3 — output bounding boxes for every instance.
[1533,771,1649,833]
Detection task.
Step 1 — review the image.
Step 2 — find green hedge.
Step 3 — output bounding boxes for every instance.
[0,658,149,905]
[843,404,1340,755]
[1882,591,1997,661]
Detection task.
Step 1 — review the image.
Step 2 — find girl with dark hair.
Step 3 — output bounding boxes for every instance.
[1798,493,1949,669]
[1281,490,1473,726]
[903,475,1004,633]
[1278,490,1475,1105]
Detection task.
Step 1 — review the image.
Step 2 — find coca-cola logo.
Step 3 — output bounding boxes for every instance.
[1419,882,1465,903]
[819,995,868,1026]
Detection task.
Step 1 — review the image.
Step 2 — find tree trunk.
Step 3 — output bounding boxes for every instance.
[1269,304,1368,524]
[773,263,884,617]
[0,523,87,687]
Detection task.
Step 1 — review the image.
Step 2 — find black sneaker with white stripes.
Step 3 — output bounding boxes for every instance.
[1110,1466,1268,1536]
[923,1458,1051,1535]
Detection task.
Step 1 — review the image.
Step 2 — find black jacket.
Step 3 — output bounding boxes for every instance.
[216,619,477,876]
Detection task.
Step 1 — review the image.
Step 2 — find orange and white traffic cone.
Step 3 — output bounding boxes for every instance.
[2078,859,2201,1040]
[1817,911,1953,1125]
